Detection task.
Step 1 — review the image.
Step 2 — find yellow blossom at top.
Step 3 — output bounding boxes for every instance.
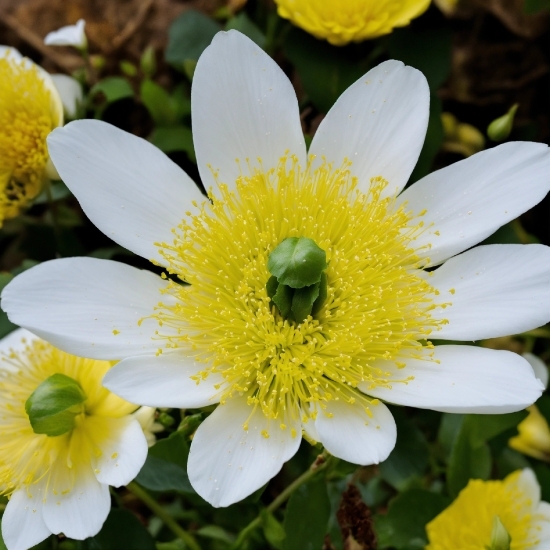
[0,48,63,226]
[274,0,431,45]
[426,470,550,550]
[509,405,550,462]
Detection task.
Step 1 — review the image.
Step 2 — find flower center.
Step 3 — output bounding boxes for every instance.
[0,339,131,497]
[0,54,59,223]
[153,158,444,425]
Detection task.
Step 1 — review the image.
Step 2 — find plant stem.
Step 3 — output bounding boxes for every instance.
[231,450,331,549]
[522,328,550,339]
[126,482,200,550]
[45,181,62,257]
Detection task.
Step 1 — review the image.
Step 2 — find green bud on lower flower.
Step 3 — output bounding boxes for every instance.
[25,373,86,437]
[485,516,511,550]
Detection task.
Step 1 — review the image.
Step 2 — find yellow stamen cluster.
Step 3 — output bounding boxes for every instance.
[153,158,444,428]
[426,471,544,549]
[0,338,135,498]
[274,0,431,45]
[0,54,61,225]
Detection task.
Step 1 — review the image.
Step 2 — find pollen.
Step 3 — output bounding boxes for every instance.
[153,157,445,426]
[0,54,61,225]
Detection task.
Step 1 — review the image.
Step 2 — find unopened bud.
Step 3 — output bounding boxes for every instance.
[140,46,157,79]
[486,516,511,550]
[487,104,518,142]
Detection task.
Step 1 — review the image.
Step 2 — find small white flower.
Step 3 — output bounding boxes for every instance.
[0,329,148,550]
[3,30,550,509]
[133,406,163,447]
[44,19,87,49]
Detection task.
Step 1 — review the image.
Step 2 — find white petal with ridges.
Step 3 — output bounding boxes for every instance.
[1,257,172,360]
[2,484,51,550]
[103,353,224,408]
[361,346,543,413]
[85,416,148,487]
[188,397,301,507]
[315,399,396,465]
[192,30,306,196]
[47,120,205,265]
[398,142,550,265]
[42,465,110,539]
[428,244,550,341]
[309,60,429,197]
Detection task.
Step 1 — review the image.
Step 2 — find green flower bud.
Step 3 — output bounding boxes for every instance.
[120,60,138,78]
[485,516,511,550]
[25,373,86,437]
[487,104,518,142]
[140,46,157,79]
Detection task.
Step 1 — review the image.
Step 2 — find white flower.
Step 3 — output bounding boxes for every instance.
[2,30,550,508]
[133,406,163,447]
[0,329,148,550]
[44,19,87,49]
[524,352,549,389]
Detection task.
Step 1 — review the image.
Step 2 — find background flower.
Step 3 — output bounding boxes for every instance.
[0,329,148,550]
[274,0,431,45]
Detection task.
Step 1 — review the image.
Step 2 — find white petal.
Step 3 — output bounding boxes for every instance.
[398,142,550,265]
[309,60,429,198]
[0,45,23,61]
[1,485,51,550]
[44,19,87,48]
[531,501,550,549]
[50,74,83,119]
[86,416,148,487]
[47,120,204,265]
[315,399,396,465]
[103,353,224,408]
[0,327,39,356]
[42,466,110,539]
[361,345,544,414]
[1,257,172,360]
[428,244,550,341]
[510,468,541,505]
[523,353,549,389]
[192,30,306,196]
[188,397,301,507]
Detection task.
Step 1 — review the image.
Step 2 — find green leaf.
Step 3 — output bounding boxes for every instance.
[140,80,178,126]
[379,408,430,490]
[374,489,450,550]
[291,283,320,324]
[388,26,452,90]
[196,525,235,544]
[524,0,550,13]
[268,237,327,289]
[272,283,294,319]
[90,77,134,104]
[225,12,265,48]
[86,509,156,550]
[261,509,286,549]
[465,412,528,449]
[283,28,366,113]
[25,373,86,436]
[135,430,194,493]
[534,463,550,502]
[166,11,220,70]
[283,476,331,550]
[149,126,195,161]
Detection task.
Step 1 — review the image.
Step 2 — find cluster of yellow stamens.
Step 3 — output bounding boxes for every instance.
[154,158,445,430]
[0,54,61,225]
[0,338,135,498]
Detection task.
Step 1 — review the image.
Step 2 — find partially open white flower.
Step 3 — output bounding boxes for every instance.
[2,30,550,508]
[133,406,163,447]
[44,19,87,49]
[0,329,148,550]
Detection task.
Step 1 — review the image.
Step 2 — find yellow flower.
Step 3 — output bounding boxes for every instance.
[426,470,550,550]
[274,0,431,45]
[0,47,63,226]
[0,329,148,550]
[509,405,550,462]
